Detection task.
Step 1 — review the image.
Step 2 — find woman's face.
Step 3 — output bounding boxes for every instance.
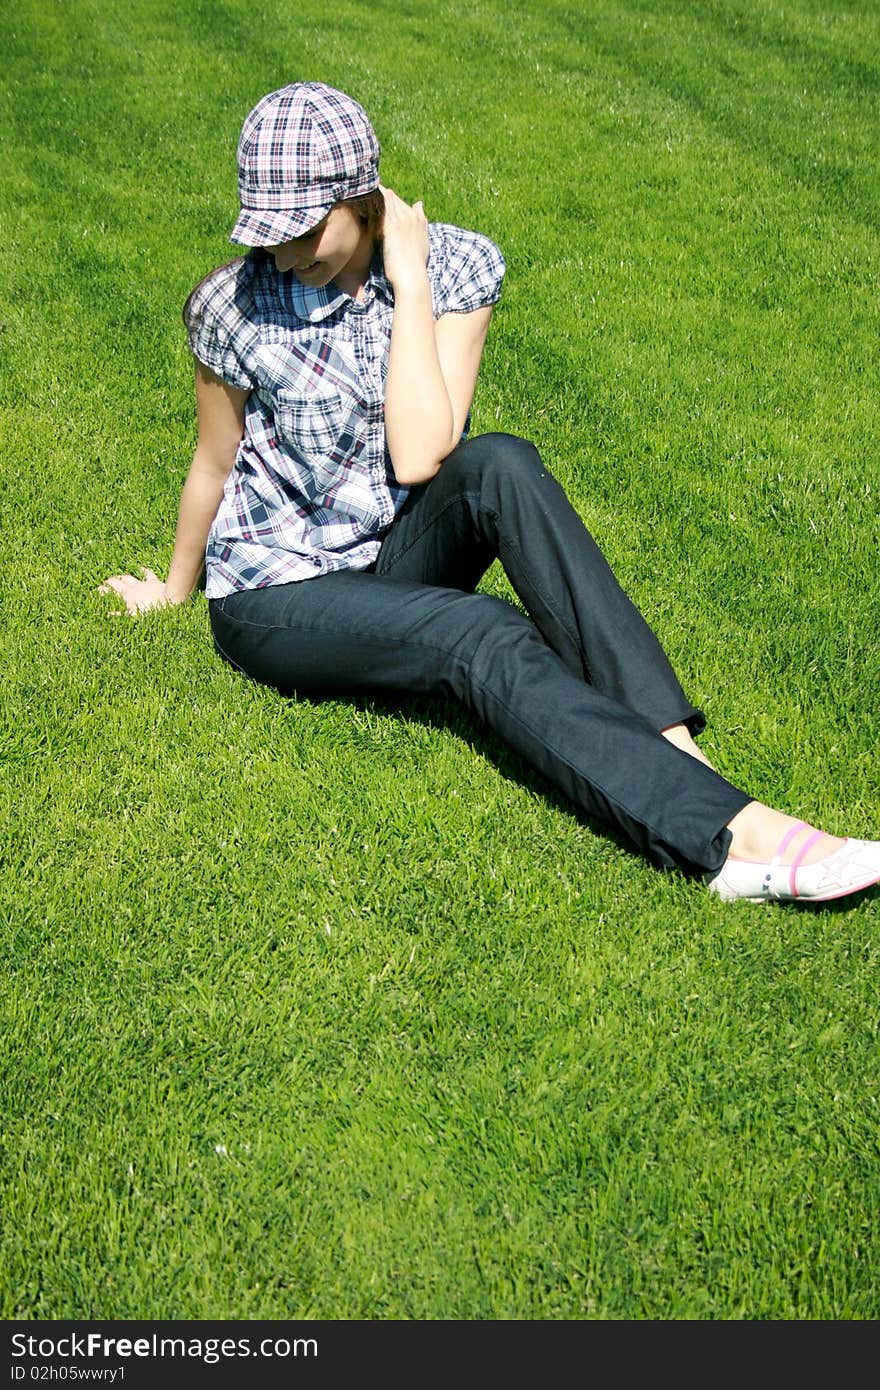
[267,204,372,291]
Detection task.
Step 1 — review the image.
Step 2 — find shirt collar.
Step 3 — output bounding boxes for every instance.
[279,250,393,324]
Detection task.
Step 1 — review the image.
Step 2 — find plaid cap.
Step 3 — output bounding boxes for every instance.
[230,82,381,246]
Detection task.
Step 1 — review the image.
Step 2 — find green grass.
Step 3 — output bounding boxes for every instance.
[2,0,879,1320]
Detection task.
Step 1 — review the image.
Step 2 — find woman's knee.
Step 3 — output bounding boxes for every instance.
[470,431,542,471]
[451,432,546,494]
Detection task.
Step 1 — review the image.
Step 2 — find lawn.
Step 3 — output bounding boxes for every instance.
[2,0,879,1319]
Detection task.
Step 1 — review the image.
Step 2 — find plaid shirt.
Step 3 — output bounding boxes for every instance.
[185,223,505,597]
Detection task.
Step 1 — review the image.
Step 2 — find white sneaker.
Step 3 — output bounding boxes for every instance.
[707,822,880,904]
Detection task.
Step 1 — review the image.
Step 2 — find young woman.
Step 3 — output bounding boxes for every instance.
[100,81,880,905]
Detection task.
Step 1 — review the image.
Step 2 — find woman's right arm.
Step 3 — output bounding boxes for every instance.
[99,362,249,615]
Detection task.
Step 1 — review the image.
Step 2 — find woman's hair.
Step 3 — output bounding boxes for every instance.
[344,188,385,240]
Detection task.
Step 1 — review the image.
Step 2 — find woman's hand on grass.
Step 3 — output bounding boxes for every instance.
[97,567,171,616]
[379,184,430,294]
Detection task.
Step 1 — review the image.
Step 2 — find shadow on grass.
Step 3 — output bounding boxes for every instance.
[201,600,880,906]
[270,685,880,911]
[348,695,878,911]
[273,682,699,881]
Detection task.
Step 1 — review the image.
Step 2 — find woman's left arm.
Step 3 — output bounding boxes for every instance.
[380,185,494,485]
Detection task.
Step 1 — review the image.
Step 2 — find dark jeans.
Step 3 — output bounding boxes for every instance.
[209,433,750,874]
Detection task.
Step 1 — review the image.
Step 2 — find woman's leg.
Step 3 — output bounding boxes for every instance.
[376,432,703,735]
[209,570,750,878]
[209,439,880,900]
[376,435,878,896]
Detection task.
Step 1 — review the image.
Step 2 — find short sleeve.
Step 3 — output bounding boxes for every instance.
[184,258,258,391]
[428,223,506,319]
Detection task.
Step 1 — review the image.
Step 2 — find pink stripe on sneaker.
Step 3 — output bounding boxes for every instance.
[789,829,826,898]
[771,820,811,866]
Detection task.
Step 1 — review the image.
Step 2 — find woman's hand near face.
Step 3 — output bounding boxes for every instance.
[379,185,493,484]
[378,184,430,294]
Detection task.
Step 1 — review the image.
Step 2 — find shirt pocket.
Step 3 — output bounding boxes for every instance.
[260,338,367,492]
[275,387,348,462]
